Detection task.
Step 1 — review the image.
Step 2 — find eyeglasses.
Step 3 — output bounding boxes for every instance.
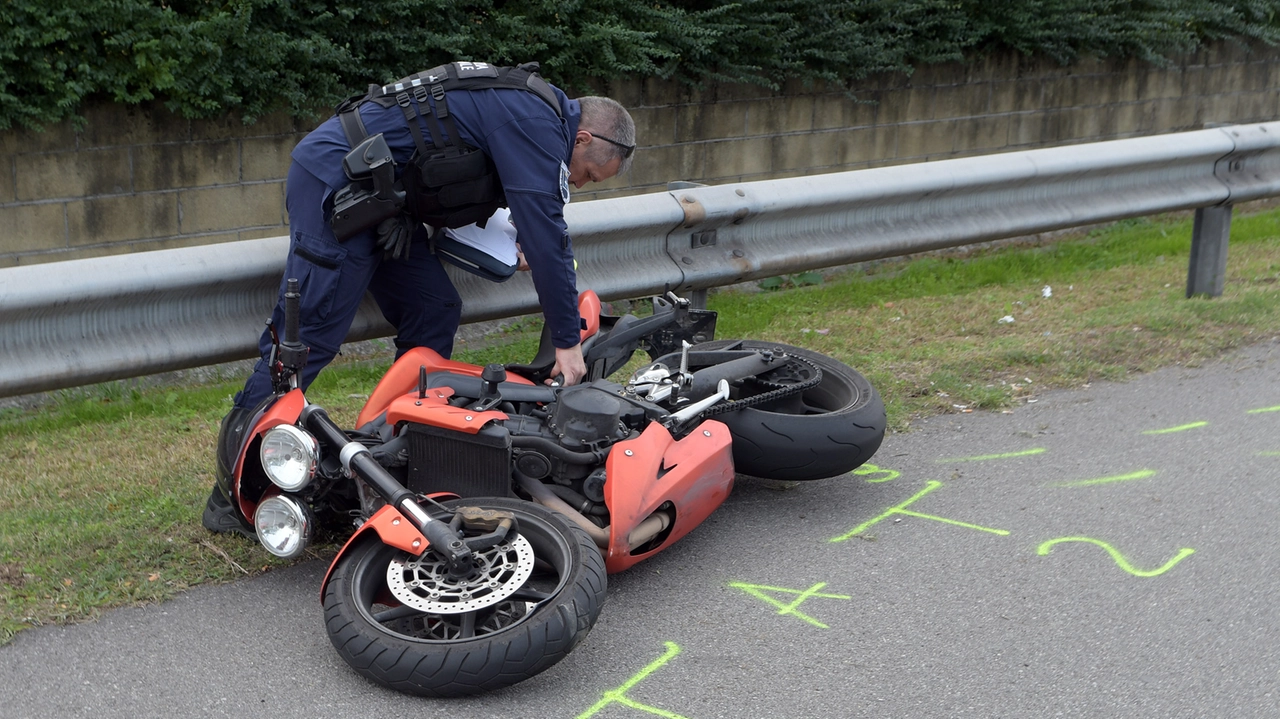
[589,132,635,159]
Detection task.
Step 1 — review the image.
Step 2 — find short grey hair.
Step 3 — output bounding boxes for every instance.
[578,96,636,174]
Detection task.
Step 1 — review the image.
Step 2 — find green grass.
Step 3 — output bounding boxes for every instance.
[5,207,1280,642]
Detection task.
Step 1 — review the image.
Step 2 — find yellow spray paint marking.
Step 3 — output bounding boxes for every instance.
[728,581,851,629]
[851,463,900,483]
[829,480,1010,542]
[935,448,1047,463]
[576,642,690,719]
[1054,469,1157,487]
[1258,451,1280,457]
[1247,405,1280,414]
[1141,421,1208,435]
[1036,537,1195,577]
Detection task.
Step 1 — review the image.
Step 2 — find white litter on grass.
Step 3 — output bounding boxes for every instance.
[998,315,1016,324]
[1042,285,1052,298]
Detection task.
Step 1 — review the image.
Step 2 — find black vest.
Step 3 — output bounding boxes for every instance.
[337,62,562,231]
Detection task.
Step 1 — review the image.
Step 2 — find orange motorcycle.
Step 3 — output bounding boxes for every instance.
[216,281,885,696]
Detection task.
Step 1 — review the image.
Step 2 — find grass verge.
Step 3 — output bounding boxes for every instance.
[4,207,1280,642]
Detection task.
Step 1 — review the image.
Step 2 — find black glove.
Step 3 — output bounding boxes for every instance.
[375,214,415,261]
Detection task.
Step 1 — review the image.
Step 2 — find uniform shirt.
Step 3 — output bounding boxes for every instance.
[291,84,583,350]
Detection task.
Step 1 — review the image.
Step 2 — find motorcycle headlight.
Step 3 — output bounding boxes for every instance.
[255,495,313,559]
[260,424,318,492]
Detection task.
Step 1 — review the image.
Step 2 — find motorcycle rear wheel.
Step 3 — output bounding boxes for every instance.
[322,497,606,696]
[695,339,886,480]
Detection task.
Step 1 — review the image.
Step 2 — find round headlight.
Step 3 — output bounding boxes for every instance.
[260,424,318,491]
[255,495,313,559]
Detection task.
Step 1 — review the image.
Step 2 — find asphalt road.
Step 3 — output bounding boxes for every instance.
[3,341,1280,718]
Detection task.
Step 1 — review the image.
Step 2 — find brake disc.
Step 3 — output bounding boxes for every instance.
[385,533,535,614]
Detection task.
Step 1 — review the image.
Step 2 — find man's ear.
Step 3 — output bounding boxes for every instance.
[574,129,593,147]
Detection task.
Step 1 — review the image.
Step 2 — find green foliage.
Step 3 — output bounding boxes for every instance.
[2,1,1278,129]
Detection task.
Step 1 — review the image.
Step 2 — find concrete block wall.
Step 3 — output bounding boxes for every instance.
[2,42,1277,266]
[0,105,311,268]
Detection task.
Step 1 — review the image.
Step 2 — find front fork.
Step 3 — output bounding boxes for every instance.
[299,404,477,578]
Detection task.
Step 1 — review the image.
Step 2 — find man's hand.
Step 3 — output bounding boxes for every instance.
[548,344,587,386]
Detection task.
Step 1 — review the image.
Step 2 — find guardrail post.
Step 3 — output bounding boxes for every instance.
[1186,204,1232,298]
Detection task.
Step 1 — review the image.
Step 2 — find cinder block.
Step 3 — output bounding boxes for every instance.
[629,106,679,146]
[1236,63,1271,93]
[989,81,1022,114]
[911,63,965,88]
[15,148,131,200]
[0,154,13,202]
[676,101,748,143]
[600,77,644,108]
[3,120,76,155]
[895,121,956,159]
[1043,74,1073,109]
[1013,80,1045,113]
[1151,96,1204,132]
[133,142,240,192]
[746,96,813,136]
[812,94,877,130]
[703,137,773,179]
[629,143,706,186]
[239,227,291,241]
[1008,111,1058,146]
[902,85,935,122]
[78,102,191,148]
[191,109,299,142]
[841,125,896,164]
[772,132,843,172]
[1143,68,1185,100]
[179,182,284,234]
[954,115,1010,152]
[933,84,990,119]
[1182,66,1214,96]
[1060,106,1108,140]
[1,202,67,253]
[643,77,691,107]
[241,136,297,183]
[1111,101,1154,135]
[66,192,179,246]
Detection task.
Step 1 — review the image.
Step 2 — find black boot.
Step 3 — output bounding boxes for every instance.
[201,485,256,539]
[202,406,258,539]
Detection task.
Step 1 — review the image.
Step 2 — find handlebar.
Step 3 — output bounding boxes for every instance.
[284,278,301,347]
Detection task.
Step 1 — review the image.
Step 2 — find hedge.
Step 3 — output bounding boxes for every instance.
[2,0,1278,130]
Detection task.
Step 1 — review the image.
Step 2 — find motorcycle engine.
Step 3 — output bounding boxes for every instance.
[505,383,641,489]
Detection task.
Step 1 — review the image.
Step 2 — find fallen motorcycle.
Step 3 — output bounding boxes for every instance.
[215,281,885,696]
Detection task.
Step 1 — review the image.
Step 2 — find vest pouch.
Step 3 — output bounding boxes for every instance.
[437,175,501,209]
[418,146,490,189]
[442,201,504,230]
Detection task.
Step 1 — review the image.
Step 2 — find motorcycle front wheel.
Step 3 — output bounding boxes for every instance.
[695,339,886,481]
[322,497,606,697]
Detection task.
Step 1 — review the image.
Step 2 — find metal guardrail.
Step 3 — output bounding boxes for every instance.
[3,122,1279,398]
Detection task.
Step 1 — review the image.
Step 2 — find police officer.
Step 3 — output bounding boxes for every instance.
[203,61,635,536]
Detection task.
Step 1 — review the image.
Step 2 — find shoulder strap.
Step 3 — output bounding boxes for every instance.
[369,62,563,118]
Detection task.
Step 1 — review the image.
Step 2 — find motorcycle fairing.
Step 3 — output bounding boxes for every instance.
[319,504,428,600]
[602,420,735,574]
[234,389,307,523]
[385,387,508,434]
[356,347,534,427]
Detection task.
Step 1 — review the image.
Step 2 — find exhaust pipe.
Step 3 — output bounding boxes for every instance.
[515,472,610,549]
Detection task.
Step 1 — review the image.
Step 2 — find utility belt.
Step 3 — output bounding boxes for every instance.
[329,61,561,242]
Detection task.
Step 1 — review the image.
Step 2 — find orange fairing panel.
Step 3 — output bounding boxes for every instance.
[319,505,428,601]
[385,391,507,434]
[234,389,306,522]
[579,290,601,341]
[602,420,735,574]
[356,347,534,427]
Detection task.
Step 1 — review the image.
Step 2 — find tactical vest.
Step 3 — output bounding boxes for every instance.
[331,61,562,236]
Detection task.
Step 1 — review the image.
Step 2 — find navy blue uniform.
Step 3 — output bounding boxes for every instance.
[235,83,582,409]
